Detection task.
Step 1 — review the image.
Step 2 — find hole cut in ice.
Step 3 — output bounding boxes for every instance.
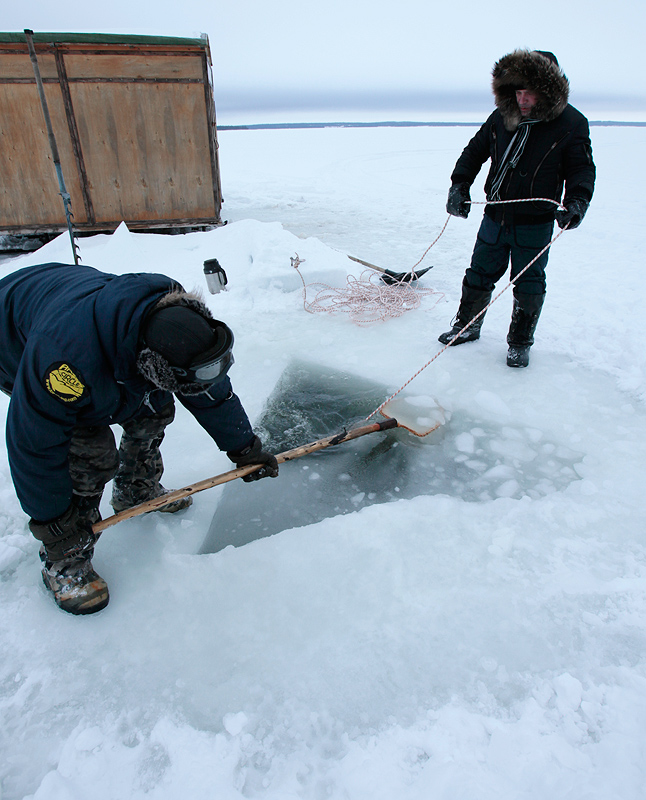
[200,361,583,553]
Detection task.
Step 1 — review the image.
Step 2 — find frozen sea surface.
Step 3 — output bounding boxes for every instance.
[0,123,645,800]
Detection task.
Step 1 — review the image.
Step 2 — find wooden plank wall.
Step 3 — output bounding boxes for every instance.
[0,52,87,228]
[0,42,221,233]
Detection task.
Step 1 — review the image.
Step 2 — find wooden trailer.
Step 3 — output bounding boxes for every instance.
[0,31,223,236]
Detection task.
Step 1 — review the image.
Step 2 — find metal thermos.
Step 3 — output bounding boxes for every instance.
[203,258,228,294]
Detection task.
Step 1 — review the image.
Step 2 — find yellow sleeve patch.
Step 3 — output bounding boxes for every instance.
[44,362,87,403]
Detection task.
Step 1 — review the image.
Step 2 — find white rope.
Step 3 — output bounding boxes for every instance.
[291,255,444,327]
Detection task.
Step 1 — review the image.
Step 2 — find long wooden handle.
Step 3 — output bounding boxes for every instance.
[347,254,386,273]
[93,417,399,533]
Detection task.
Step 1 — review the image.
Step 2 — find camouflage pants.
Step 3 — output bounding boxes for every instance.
[68,401,175,518]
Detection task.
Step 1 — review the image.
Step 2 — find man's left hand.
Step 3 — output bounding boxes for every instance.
[228,435,279,482]
[556,197,589,230]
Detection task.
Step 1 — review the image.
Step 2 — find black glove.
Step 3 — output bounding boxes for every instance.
[29,503,96,562]
[227,435,279,482]
[446,183,471,218]
[555,197,589,230]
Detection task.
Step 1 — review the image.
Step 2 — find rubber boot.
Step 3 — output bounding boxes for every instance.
[438,281,493,345]
[506,292,545,368]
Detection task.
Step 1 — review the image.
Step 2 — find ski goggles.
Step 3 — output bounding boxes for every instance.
[171,320,235,385]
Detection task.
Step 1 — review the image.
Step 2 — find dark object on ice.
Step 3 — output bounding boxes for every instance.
[347,255,432,285]
[203,258,228,294]
[506,345,531,368]
[0,233,58,254]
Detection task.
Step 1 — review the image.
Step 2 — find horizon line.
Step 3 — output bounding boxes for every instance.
[220,120,646,131]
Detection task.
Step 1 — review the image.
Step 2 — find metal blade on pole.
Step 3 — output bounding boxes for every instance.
[347,255,432,285]
[24,29,80,265]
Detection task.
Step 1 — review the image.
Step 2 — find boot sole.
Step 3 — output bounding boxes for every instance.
[507,346,531,368]
[58,590,110,615]
[507,355,530,368]
[438,333,480,346]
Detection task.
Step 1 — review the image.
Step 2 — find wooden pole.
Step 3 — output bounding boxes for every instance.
[93,417,399,534]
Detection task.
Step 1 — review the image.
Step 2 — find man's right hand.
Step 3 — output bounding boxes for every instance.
[446,183,471,218]
[227,435,279,482]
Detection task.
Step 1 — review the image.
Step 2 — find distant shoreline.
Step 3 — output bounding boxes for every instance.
[220,120,646,131]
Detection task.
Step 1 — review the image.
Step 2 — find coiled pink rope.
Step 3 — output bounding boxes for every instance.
[292,256,444,327]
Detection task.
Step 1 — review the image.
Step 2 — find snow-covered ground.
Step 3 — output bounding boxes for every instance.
[1,122,645,800]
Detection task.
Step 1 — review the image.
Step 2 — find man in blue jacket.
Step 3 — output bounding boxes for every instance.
[0,262,278,615]
[439,49,596,367]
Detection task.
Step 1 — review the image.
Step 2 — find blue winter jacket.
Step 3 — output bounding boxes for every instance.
[0,262,254,521]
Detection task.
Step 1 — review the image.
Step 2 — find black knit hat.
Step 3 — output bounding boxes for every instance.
[142,305,217,368]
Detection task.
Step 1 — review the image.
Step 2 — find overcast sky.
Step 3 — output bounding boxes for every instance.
[5,0,643,112]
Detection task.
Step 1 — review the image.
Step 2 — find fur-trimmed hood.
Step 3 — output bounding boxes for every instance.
[149,287,214,320]
[492,50,569,131]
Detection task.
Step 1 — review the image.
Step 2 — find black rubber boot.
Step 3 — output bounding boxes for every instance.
[506,292,545,368]
[438,281,493,345]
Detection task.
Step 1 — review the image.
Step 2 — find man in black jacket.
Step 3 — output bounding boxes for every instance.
[439,50,596,367]
[0,263,278,615]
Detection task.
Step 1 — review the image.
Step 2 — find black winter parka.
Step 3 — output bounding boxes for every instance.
[450,105,596,224]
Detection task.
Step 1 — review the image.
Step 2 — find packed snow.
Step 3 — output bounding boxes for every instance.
[0,123,645,799]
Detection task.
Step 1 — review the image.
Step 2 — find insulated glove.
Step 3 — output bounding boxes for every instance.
[227,435,279,482]
[555,197,589,230]
[446,183,471,218]
[29,503,97,562]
